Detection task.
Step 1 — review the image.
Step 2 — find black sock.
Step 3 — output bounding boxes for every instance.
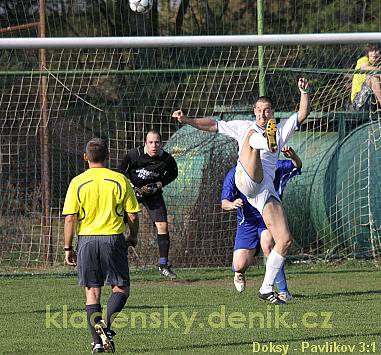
[157,233,170,267]
[106,292,128,329]
[86,304,102,344]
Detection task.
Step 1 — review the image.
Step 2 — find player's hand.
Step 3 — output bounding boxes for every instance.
[281,146,296,158]
[172,110,186,123]
[141,182,161,196]
[298,77,310,94]
[65,250,77,266]
[231,198,243,209]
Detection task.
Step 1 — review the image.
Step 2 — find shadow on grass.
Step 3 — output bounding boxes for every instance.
[286,268,378,276]
[293,289,381,300]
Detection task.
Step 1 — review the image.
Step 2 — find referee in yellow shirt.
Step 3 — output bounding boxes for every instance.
[63,137,141,354]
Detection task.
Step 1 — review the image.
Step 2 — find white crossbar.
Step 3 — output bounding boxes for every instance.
[0,33,380,49]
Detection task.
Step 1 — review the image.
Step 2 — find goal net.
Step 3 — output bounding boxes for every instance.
[0,1,381,268]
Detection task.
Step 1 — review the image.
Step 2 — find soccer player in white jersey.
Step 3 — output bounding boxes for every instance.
[221,146,302,302]
[172,78,310,304]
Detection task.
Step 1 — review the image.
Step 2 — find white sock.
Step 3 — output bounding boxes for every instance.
[248,132,269,151]
[260,249,285,294]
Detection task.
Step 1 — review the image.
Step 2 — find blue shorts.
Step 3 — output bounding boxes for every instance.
[234,220,267,251]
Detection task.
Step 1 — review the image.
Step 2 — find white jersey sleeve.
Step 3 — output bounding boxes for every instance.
[217,120,255,149]
[277,112,298,148]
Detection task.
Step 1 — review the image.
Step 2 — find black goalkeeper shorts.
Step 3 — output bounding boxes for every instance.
[77,234,130,287]
[141,193,168,223]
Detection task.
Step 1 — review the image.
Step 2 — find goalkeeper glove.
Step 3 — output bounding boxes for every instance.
[141,182,162,196]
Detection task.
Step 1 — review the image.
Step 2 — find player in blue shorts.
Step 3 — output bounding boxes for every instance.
[221,146,302,302]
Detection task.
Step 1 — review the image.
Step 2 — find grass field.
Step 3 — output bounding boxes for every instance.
[1,261,381,354]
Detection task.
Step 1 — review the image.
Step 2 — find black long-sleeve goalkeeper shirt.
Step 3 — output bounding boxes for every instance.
[118,146,178,189]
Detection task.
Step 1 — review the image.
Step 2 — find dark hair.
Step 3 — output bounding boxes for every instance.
[85,138,108,162]
[366,43,381,53]
[145,129,162,142]
[253,96,274,111]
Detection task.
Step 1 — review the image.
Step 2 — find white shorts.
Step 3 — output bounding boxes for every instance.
[234,161,280,215]
[235,160,260,198]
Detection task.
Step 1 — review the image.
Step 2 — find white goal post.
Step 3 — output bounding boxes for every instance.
[0,32,381,49]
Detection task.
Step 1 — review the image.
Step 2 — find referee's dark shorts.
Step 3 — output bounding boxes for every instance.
[77,234,130,287]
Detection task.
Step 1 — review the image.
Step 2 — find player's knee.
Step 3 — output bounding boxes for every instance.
[369,75,380,88]
[233,258,249,272]
[112,285,130,298]
[245,129,255,143]
[156,222,168,234]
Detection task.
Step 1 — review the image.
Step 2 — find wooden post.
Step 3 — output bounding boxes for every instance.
[39,0,52,264]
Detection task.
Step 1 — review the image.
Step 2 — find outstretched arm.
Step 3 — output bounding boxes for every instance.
[172,110,218,132]
[281,146,302,169]
[297,78,311,126]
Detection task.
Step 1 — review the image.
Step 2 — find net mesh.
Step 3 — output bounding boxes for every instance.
[1,0,381,268]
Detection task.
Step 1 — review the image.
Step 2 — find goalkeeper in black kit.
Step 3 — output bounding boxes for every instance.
[118,130,178,279]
